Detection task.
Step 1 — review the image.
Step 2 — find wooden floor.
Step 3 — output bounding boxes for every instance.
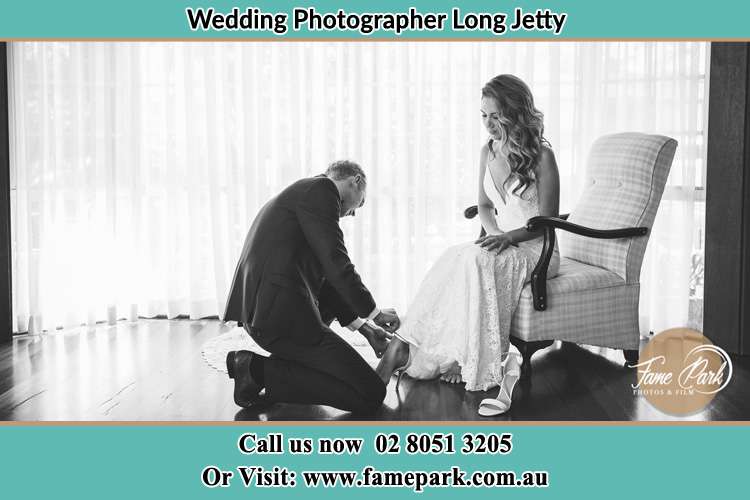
[1,319,749,421]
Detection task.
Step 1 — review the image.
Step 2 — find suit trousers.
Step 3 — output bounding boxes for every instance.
[244,321,386,415]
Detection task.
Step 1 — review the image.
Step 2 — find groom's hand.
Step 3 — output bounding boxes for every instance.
[359,323,392,358]
[373,308,401,333]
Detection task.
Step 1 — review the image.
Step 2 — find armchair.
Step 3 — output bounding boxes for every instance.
[466,133,678,379]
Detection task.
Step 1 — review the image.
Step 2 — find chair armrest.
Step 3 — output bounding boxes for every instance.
[463,207,644,312]
[525,215,648,238]
[525,215,647,312]
[464,206,571,221]
[464,206,570,243]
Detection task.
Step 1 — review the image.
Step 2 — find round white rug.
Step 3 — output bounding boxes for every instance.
[200,325,377,374]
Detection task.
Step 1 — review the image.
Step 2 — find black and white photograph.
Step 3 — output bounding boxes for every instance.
[1,41,748,421]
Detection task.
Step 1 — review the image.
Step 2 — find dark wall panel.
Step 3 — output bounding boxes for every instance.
[0,43,11,344]
[704,43,750,355]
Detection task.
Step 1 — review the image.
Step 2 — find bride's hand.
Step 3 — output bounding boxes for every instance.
[475,233,513,254]
[359,323,392,358]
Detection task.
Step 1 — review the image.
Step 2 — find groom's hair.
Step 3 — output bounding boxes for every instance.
[325,160,366,187]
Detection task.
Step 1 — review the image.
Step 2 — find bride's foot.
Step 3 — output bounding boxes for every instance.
[439,362,463,384]
[375,337,410,386]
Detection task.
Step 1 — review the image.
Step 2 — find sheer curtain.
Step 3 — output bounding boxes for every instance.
[8,42,708,335]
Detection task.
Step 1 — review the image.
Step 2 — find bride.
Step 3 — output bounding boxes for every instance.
[376,74,561,416]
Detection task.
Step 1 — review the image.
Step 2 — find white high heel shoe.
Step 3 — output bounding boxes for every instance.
[478,353,523,417]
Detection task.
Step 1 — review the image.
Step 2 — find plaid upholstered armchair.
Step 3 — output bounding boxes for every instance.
[466,132,678,380]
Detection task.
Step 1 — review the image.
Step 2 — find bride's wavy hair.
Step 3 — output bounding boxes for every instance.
[482,74,550,199]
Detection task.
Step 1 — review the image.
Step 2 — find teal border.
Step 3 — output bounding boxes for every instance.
[1,1,749,39]
[1,425,747,498]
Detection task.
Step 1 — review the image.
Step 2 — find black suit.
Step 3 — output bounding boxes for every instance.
[223,175,385,413]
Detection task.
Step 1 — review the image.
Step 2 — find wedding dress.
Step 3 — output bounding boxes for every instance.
[400,154,560,391]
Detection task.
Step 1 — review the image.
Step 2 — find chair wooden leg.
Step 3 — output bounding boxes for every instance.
[623,349,639,368]
[510,338,554,380]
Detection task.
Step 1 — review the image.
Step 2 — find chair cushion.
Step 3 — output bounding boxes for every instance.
[520,257,624,299]
[512,258,640,350]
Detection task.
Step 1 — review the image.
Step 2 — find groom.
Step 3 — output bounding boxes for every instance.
[223,160,401,415]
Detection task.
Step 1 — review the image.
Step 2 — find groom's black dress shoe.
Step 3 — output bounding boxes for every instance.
[226,350,263,408]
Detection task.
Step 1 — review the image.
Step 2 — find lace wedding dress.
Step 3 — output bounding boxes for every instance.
[401,156,560,391]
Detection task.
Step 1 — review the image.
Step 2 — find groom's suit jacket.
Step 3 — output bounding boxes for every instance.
[223,175,376,345]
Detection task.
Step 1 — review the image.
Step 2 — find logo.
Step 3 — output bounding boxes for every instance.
[631,328,733,416]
